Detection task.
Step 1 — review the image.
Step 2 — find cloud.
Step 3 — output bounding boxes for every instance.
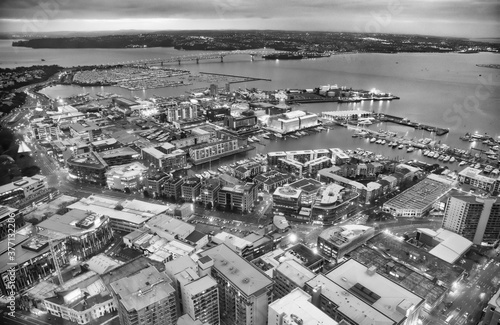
[0,0,498,38]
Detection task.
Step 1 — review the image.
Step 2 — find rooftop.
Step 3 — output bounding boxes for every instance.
[200,244,273,297]
[459,166,499,183]
[146,214,195,239]
[85,254,123,274]
[273,186,302,199]
[0,175,47,195]
[269,288,337,325]
[289,178,322,194]
[110,265,175,312]
[383,177,452,211]
[276,259,315,288]
[212,231,252,251]
[68,199,152,226]
[309,259,424,325]
[418,228,473,264]
[37,209,108,237]
[319,224,375,248]
[99,146,138,159]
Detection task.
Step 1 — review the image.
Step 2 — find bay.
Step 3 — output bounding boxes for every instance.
[2,39,500,169]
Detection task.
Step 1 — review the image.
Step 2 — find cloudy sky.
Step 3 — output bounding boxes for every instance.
[0,0,498,38]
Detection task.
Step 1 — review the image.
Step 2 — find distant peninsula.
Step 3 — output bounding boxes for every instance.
[476,64,500,69]
[11,30,499,53]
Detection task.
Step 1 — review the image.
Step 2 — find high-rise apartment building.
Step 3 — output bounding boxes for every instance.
[199,244,274,325]
[164,255,220,325]
[110,265,178,325]
[442,195,500,245]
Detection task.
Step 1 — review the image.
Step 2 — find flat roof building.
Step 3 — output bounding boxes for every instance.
[416,228,473,264]
[383,176,452,218]
[318,225,375,261]
[304,259,425,325]
[484,287,500,325]
[458,166,500,194]
[110,265,178,325]
[273,259,316,300]
[268,288,337,325]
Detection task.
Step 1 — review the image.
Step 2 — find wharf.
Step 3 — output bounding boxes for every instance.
[287,92,400,104]
[199,72,271,82]
[375,113,449,136]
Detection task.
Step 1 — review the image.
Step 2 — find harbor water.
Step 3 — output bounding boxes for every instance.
[2,40,499,169]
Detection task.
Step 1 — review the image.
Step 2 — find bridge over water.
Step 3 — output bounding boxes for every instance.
[115,50,323,66]
[115,50,281,66]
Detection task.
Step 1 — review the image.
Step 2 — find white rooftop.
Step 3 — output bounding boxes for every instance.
[419,228,473,264]
[308,259,423,325]
[269,288,337,325]
[212,231,252,252]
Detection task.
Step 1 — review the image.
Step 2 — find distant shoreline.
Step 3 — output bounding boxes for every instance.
[476,64,500,70]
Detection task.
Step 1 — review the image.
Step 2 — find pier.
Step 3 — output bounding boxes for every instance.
[322,110,373,120]
[199,72,271,83]
[375,113,449,136]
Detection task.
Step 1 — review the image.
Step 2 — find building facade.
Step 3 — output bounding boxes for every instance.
[442,195,500,245]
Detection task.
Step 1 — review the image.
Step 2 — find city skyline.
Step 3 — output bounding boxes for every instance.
[0,0,499,39]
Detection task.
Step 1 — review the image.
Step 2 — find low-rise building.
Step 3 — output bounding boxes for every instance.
[44,272,116,324]
[200,178,220,207]
[318,224,375,261]
[383,175,453,218]
[0,175,48,206]
[188,138,239,165]
[304,259,424,325]
[268,288,337,325]
[181,177,202,202]
[458,166,500,193]
[0,206,21,241]
[146,173,170,198]
[105,162,148,191]
[273,187,302,216]
[67,151,108,186]
[310,184,359,225]
[36,209,114,261]
[217,182,257,213]
[254,170,291,193]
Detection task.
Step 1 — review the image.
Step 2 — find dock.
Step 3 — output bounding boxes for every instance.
[199,72,271,83]
[375,113,449,136]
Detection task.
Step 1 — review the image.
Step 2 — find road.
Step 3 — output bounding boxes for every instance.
[1,308,120,325]
[421,246,500,325]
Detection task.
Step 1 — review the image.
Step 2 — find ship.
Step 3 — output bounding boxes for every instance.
[263,53,304,60]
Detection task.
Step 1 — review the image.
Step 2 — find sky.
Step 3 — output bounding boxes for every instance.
[0,0,498,39]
